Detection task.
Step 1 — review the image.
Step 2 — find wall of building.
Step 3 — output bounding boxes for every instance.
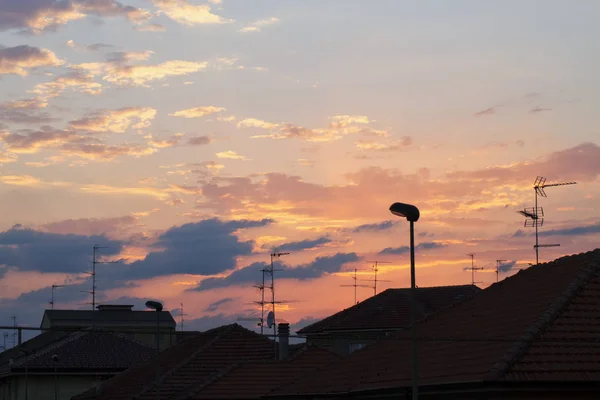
[0,374,110,400]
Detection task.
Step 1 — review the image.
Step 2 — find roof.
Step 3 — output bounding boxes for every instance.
[41,309,176,329]
[297,284,482,335]
[197,345,341,399]
[278,248,600,396]
[72,324,280,400]
[0,330,154,376]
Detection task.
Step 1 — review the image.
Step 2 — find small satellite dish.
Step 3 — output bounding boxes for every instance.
[266,311,274,328]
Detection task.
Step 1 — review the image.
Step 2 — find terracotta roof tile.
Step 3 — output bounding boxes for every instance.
[277,249,600,396]
[297,285,481,334]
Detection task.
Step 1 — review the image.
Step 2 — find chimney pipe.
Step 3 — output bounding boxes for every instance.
[278,323,290,361]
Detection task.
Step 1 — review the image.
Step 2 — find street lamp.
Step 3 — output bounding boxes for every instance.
[18,348,31,400]
[145,300,163,400]
[389,202,420,400]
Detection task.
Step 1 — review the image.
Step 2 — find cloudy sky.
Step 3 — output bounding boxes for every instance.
[1,0,599,339]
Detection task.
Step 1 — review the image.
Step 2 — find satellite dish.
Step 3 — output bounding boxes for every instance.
[266,311,274,328]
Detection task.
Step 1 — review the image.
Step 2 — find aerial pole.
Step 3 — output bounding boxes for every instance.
[362,261,391,296]
[464,254,484,285]
[179,303,188,331]
[270,252,288,341]
[340,268,370,305]
[519,176,577,264]
[495,260,507,283]
[81,245,118,310]
[50,284,66,310]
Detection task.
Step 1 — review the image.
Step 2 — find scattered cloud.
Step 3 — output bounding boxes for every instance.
[32,70,103,99]
[0,45,63,75]
[473,107,496,117]
[69,107,157,132]
[530,107,552,113]
[237,118,279,129]
[379,241,446,255]
[204,297,234,313]
[539,222,600,237]
[79,184,171,200]
[74,59,207,87]
[297,159,315,167]
[194,252,360,291]
[355,136,413,152]
[169,106,225,118]
[350,220,395,233]
[271,236,332,252]
[105,50,154,64]
[0,0,151,34]
[187,136,212,146]
[0,225,122,273]
[240,17,280,33]
[151,0,233,25]
[216,150,250,160]
[41,215,139,236]
[136,23,166,32]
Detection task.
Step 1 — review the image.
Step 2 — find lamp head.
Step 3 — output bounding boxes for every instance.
[389,202,420,222]
[145,300,163,312]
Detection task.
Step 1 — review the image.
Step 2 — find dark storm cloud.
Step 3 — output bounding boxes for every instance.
[271,236,331,252]
[379,241,446,255]
[350,220,395,233]
[193,252,361,291]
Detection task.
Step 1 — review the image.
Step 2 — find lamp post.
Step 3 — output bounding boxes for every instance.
[389,202,420,400]
[145,300,163,400]
[18,348,31,400]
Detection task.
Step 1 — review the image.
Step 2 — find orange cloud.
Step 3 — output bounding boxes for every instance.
[237,118,279,129]
[152,0,233,25]
[69,107,157,132]
[240,17,280,33]
[32,70,103,99]
[0,174,70,187]
[170,106,225,118]
[0,45,63,75]
[216,150,250,161]
[136,23,167,32]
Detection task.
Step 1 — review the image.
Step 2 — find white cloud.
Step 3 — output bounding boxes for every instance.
[216,150,250,160]
[169,106,225,118]
[152,0,233,25]
[240,17,280,33]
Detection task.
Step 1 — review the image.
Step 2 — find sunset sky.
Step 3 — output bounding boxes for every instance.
[1,0,599,339]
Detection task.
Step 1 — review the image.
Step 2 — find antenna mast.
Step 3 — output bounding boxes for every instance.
[465,254,484,285]
[495,259,507,283]
[519,177,577,264]
[270,252,288,341]
[50,284,66,310]
[340,268,370,305]
[179,303,188,331]
[81,245,118,310]
[11,316,16,348]
[362,261,391,296]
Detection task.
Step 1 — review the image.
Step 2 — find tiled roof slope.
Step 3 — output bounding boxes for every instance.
[278,249,600,396]
[196,345,341,399]
[0,331,154,376]
[72,324,278,400]
[297,285,481,334]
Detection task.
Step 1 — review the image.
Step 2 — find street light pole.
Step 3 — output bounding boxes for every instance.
[146,300,163,400]
[390,202,420,400]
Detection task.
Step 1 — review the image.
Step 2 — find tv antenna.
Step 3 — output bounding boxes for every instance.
[518,176,577,264]
[81,245,119,310]
[254,252,289,335]
[464,254,484,285]
[50,284,66,310]
[11,316,16,348]
[179,303,188,331]
[362,261,391,296]
[269,252,288,341]
[340,268,370,305]
[495,260,507,283]
[2,332,7,350]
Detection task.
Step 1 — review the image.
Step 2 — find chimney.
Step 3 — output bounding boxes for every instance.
[278,323,290,361]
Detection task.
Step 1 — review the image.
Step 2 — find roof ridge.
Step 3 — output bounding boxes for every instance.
[177,362,242,400]
[16,330,84,366]
[133,323,235,399]
[487,250,600,380]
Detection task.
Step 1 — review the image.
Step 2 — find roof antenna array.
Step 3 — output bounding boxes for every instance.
[254,252,289,336]
[362,261,392,296]
[518,176,577,264]
[464,254,484,285]
[179,303,188,331]
[495,260,507,283]
[81,245,119,310]
[50,284,66,310]
[340,268,370,305]
[11,316,16,348]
